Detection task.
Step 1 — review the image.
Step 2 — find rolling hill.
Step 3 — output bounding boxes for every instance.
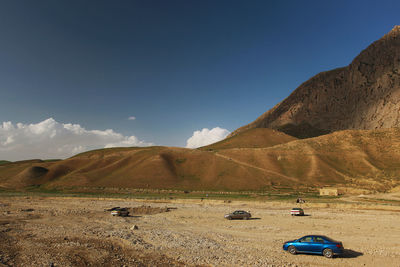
[1,128,400,193]
[199,128,297,150]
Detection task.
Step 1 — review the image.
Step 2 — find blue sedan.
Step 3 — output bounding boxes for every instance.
[283,235,344,258]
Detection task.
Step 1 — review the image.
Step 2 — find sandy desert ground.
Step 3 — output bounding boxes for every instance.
[1,196,400,266]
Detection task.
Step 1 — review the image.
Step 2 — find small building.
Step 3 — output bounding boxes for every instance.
[319,187,339,196]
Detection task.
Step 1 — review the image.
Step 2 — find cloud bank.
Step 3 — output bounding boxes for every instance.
[0,118,152,161]
[186,127,230,148]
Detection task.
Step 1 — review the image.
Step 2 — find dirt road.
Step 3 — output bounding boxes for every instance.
[1,196,399,266]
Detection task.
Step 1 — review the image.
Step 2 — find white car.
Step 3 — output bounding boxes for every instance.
[290,208,304,216]
[111,208,129,217]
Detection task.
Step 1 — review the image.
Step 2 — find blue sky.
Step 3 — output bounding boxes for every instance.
[1,1,400,159]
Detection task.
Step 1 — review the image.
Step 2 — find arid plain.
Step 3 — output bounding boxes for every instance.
[1,195,400,266]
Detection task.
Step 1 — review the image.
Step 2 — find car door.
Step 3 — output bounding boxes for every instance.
[309,236,324,253]
[232,211,239,219]
[296,236,314,252]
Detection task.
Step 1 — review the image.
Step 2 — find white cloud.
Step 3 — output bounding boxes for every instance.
[128,116,136,120]
[186,127,230,148]
[0,118,153,161]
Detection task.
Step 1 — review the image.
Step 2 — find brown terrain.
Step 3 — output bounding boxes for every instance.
[200,128,297,150]
[1,196,400,266]
[1,127,400,193]
[2,27,400,267]
[231,26,400,139]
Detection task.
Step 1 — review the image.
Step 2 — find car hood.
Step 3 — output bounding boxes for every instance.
[284,240,296,244]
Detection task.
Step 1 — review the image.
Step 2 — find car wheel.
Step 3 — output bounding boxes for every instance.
[288,246,297,255]
[323,248,333,258]
[244,216,248,220]
[228,216,232,220]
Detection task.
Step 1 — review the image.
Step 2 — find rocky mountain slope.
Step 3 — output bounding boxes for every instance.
[231,26,400,138]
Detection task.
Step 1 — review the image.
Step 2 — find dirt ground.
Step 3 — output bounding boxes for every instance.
[1,196,400,267]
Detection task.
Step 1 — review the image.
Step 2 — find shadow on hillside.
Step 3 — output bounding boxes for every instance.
[127,215,142,218]
[340,249,363,258]
[227,218,261,220]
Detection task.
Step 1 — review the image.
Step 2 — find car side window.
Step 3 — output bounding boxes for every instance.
[300,237,313,242]
[314,237,324,243]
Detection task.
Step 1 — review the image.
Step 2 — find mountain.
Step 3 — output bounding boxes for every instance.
[231,26,400,139]
[1,128,400,193]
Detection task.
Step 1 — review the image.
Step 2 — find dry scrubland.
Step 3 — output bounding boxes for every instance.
[1,196,400,266]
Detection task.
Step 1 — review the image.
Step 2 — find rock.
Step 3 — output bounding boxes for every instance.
[21,208,34,212]
[231,25,400,139]
[130,225,138,230]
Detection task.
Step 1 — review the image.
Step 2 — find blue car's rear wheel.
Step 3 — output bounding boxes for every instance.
[288,246,297,255]
[323,248,333,258]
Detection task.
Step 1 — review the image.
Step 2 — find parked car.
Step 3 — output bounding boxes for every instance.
[290,208,304,216]
[283,235,344,258]
[111,208,129,217]
[224,210,251,220]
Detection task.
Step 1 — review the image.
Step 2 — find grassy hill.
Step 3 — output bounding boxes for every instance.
[1,128,400,194]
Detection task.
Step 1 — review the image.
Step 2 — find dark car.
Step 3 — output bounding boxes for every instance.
[224,210,251,220]
[283,235,344,258]
[111,208,129,217]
